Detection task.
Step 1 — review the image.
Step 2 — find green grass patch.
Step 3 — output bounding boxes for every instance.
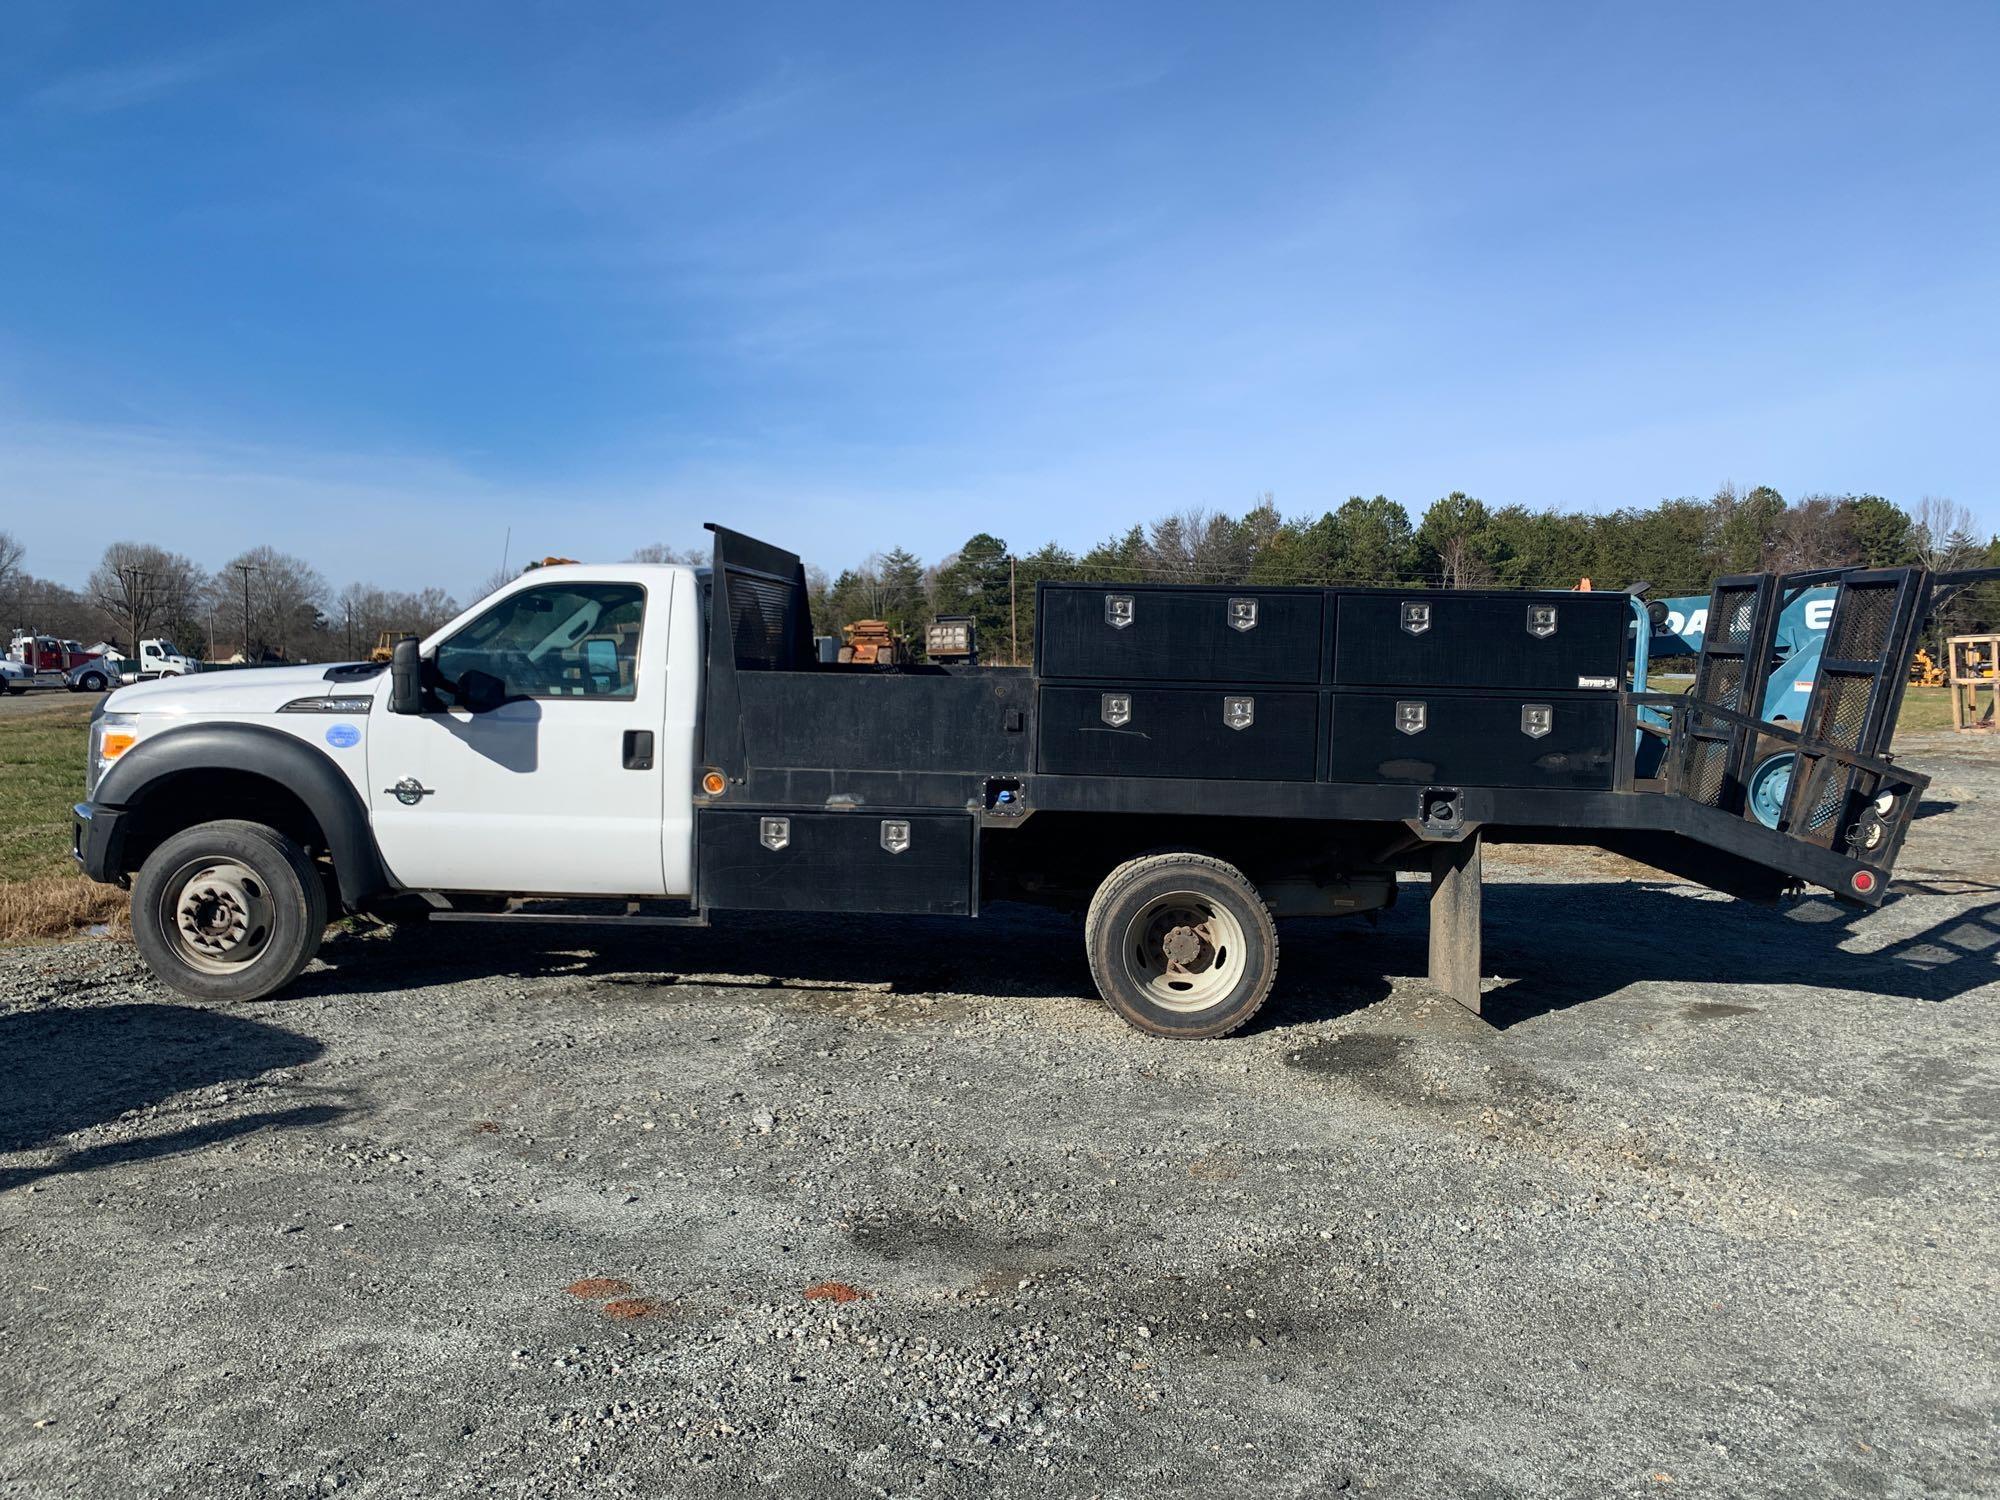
[1,699,95,883]
[1647,674,1952,735]
[1894,686,1952,733]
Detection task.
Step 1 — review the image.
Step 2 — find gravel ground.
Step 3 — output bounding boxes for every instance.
[2,733,1996,1499]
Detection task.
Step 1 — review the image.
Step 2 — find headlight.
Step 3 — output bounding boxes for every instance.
[87,712,142,798]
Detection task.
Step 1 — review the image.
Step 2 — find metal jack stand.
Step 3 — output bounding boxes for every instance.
[1428,829,1484,1015]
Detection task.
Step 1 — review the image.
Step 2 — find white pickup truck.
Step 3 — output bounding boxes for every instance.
[66,639,200,692]
[73,525,1958,1038]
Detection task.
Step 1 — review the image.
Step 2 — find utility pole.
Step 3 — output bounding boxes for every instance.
[1009,555,1018,667]
[117,565,155,657]
[235,562,254,663]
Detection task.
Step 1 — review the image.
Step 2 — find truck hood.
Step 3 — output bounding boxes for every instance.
[108,664,376,716]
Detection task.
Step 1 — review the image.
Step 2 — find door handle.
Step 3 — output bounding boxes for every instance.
[622,730,655,770]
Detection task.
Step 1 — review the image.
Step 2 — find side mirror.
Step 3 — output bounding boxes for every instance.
[389,637,423,715]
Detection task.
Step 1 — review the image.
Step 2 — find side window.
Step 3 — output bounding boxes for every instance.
[433,583,644,703]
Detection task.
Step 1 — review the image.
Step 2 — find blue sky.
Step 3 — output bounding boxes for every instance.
[2,0,1996,597]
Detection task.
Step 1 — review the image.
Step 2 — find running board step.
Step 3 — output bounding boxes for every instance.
[430,899,709,928]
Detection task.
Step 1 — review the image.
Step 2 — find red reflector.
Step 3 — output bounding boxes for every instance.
[1852,870,1877,894]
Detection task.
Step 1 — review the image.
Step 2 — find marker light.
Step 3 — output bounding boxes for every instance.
[701,771,727,796]
[100,732,136,761]
[1851,870,1877,895]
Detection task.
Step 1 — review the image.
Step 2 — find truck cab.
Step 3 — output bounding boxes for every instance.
[75,564,706,998]
[134,639,199,677]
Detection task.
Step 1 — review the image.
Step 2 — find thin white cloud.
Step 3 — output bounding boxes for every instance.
[28,41,245,115]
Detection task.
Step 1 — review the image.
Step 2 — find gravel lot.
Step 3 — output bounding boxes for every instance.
[3,733,1996,1499]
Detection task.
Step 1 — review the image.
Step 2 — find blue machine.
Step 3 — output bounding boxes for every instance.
[1630,585,1840,828]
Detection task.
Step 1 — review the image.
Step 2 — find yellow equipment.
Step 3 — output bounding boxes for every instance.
[838,620,903,666]
[370,630,413,664]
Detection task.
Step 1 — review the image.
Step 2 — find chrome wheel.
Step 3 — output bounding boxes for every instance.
[1121,891,1246,1013]
[167,859,276,974]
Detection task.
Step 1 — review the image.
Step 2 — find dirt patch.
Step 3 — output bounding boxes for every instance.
[802,1281,870,1304]
[601,1297,660,1320]
[566,1277,634,1300]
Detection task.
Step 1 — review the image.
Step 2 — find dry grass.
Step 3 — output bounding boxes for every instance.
[0,872,128,942]
[0,699,123,941]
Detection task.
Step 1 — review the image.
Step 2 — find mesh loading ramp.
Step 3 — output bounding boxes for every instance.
[1635,566,1944,906]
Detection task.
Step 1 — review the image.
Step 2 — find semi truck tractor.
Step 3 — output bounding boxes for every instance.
[71,525,1980,1037]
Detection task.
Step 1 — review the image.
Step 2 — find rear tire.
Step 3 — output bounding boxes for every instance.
[131,820,329,1002]
[1084,852,1278,1039]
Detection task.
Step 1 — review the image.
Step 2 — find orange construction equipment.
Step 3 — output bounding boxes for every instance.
[838,620,903,666]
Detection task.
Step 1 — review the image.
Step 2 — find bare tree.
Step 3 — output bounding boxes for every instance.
[1912,496,1979,572]
[0,530,22,592]
[630,543,708,565]
[1765,495,1858,573]
[88,542,208,656]
[334,581,463,658]
[1144,507,1250,582]
[212,546,329,662]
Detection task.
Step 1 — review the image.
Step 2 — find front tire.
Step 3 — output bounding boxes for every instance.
[131,820,329,1002]
[1084,852,1278,1039]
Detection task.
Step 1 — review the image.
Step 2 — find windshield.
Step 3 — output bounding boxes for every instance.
[153,642,181,657]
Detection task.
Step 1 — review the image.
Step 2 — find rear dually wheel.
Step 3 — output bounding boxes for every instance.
[1085,852,1278,1039]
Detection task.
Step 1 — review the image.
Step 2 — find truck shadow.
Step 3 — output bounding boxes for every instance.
[0,1003,343,1191]
[298,882,2000,1036]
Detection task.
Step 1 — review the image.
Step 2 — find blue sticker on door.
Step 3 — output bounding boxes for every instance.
[325,723,361,748]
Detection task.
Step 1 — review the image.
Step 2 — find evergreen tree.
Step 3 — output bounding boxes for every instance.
[1415,492,1496,587]
[1846,495,1915,567]
[932,533,1013,660]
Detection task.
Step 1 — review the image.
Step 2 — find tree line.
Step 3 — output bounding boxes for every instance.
[1,483,1991,667]
[810,486,1998,664]
[0,534,463,663]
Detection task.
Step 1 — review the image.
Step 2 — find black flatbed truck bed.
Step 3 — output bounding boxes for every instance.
[685,525,1978,1036]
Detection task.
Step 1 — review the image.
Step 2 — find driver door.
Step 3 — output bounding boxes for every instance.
[365,576,669,895]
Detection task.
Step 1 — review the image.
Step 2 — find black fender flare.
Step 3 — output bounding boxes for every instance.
[95,721,395,908]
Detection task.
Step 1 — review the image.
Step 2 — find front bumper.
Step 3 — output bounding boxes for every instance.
[71,802,128,885]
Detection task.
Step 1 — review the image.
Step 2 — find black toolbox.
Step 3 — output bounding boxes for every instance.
[1036,685,1320,780]
[1331,591,1628,693]
[697,809,974,914]
[1322,691,1619,789]
[1037,584,1324,684]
